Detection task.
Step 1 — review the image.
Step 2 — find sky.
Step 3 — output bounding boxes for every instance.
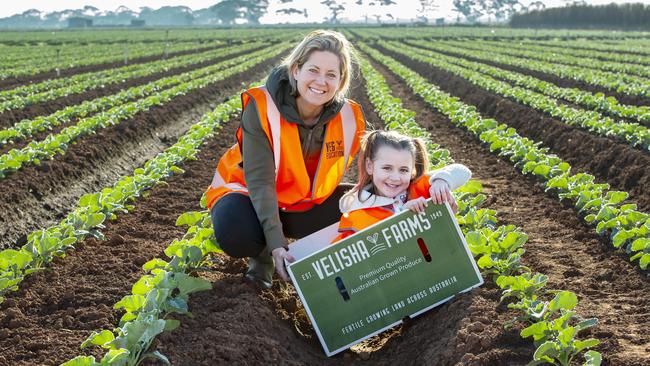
[1,0,648,23]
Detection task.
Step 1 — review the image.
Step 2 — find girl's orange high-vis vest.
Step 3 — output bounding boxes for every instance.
[205,86,365,212]
[334,175,432,242]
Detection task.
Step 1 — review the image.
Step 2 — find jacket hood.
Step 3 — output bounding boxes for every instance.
[265,66,344,125]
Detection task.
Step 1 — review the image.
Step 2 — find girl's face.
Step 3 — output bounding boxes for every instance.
[366,146,414,199]
[292,51,341,109]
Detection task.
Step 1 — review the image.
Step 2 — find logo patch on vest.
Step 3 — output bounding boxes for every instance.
[325,140,344,159]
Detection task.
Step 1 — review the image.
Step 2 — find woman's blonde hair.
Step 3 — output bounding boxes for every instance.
[352,130,430,199]
[282,29,356,103]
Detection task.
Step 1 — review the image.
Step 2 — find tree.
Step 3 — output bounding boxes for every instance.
[210,0,244,25]
[276,8,304,16]
[487,0,524,21]
[243,0,269,24]
[452,0,484,23]
[210,0,269,25]
[366,0,396,24]
[276,0,308,21]
[453,0,524,23]
[527,1,545,12]
[562,0,587,6]
[417,0,439,22]
[321,0,345,23]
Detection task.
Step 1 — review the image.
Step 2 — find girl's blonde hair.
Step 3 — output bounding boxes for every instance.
[281,29,355,103]
[352,130,430,198]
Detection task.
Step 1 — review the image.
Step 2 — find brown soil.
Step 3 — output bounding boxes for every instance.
[0,54,281,249]
[1,50,648,366]
[0,44,271,155]
[147,260,531,366]
[0,42,240,91]
[375,44,650,214]
[0,44,268,129]
[362,51,650,365]
[0,69,533,366]
[0,115,241,365]
[147,75,534,366]
[405,41,650,107]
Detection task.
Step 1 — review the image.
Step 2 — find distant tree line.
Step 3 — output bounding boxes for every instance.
[510,2,650,30]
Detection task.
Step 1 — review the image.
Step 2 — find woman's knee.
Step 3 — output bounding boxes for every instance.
[210,193,265,258]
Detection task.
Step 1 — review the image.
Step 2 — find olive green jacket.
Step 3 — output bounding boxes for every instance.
[241,66,347,251]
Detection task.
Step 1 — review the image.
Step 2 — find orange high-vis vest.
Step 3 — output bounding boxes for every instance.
[205,86,365,212]
[333,175,432,242]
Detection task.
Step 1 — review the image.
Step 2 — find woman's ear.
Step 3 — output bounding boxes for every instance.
[365,158,374,176]
[291,64,299,79]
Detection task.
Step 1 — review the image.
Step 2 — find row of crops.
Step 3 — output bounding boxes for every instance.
[0,28,648,365]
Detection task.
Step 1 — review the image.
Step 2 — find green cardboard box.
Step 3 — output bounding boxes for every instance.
[287,201,483,356]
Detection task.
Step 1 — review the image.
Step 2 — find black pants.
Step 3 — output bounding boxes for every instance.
[211,184,353,258]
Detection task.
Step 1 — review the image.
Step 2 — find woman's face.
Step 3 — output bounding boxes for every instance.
[292,50,341,109]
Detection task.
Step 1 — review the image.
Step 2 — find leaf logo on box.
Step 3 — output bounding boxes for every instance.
[366,233,387,256]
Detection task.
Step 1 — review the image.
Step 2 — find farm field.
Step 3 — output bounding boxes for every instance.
[0,27,648,366]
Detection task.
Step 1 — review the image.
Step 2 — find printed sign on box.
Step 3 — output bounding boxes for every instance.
[287,201,483,356]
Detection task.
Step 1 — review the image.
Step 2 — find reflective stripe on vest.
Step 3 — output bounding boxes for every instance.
[205,86,364,211]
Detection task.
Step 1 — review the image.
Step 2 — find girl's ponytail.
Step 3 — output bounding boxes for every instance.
[352,129,380,197]
[411,137,430,182]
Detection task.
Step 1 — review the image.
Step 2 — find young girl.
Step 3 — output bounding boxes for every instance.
[334,130,471,242]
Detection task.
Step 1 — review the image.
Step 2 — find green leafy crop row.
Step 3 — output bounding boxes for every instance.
[0,44,288,179]
[0,41,218,80]
[0,41,259,112]
[386,41,650,150]
[477,39,650,78]
[405,39,650,125]
[521,39,650,63]
[431,39,650,97]
[62,211,220,366]
[358,48,601,366]
[366,43,650,271]
[62,82,265,365]
[0,42,266,147]
[0,71,265,304]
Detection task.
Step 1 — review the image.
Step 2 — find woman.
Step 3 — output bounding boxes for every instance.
[205,30,366,288]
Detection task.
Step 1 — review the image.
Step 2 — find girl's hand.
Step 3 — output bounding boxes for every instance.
[430,178,458,214]
[271,247,295,281]
[404,197,428,213]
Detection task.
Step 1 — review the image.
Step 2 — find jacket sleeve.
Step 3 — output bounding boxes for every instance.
[427,163,472,190]
[241,101,288,251]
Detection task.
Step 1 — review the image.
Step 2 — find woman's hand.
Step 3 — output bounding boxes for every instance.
[404,197,428,213]
[429,178,458,214]
[271,247,295,281]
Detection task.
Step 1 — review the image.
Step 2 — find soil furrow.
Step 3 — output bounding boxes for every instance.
[375,44,650,214]
[461,64,647,127]
[366,51,650,365]
[0,43,268,128]
[148,70,533,366]
[0,113,241,365]
[0,42,238,91]
[0,55,281,249]
[407,42,650,107]
[0,44,270,155]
